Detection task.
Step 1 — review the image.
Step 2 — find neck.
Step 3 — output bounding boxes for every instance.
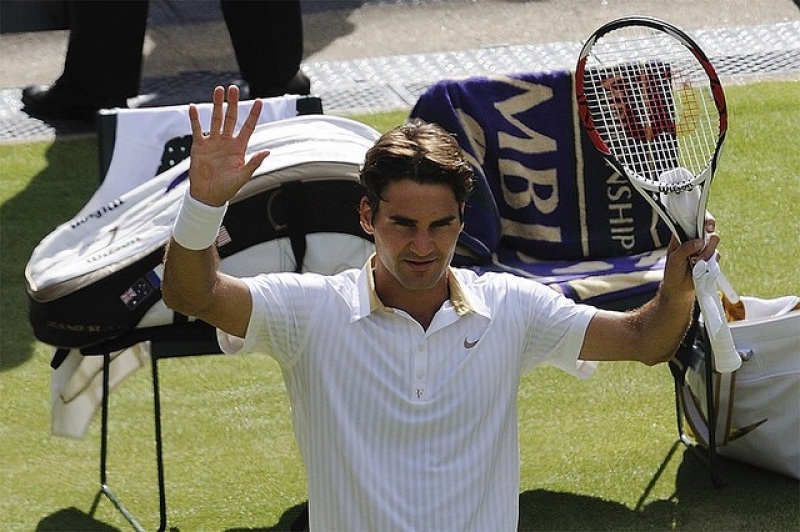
[374,270,449,330]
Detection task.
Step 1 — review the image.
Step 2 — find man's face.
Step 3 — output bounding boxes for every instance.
[360,179,464,297]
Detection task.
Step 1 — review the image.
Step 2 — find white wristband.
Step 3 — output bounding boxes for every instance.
[172,190,228,250]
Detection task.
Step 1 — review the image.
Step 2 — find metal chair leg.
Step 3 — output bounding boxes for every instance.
[151,354,168,531]
[81,324,221,530]
[703,338,727,488]
[671,308,727,488]
[97,350,168,531]
[99,351,147,531]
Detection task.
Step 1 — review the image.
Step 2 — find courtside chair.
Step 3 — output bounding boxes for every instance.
[40,95,377,532]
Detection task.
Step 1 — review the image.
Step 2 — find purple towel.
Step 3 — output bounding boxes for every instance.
[411,71,672,305]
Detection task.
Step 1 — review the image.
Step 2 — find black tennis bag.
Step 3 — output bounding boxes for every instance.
[26,115,379,349]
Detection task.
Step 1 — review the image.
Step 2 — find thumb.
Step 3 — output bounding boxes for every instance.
[242,150,270,178]
[666,234,681,255]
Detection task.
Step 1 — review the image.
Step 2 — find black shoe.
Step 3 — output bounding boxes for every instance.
[283,70,311,97]
[246,70,312,99]
[21,84,126,122]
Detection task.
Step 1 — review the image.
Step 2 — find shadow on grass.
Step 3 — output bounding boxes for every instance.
[34,500,311,532]
[33,445,798,531]
[35,506,120,532]
[0,136,98,371]
[232,446,798,531]
[237,448,798,531]
[516,444,799,531]
[228,501,310,532]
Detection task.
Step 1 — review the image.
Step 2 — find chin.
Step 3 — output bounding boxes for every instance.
[399,270,446,292]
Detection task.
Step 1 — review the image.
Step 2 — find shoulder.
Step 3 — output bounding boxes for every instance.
[242,269,363,328]
[452,267,586,319]
[452,267,551,297]
[244,268,360,300]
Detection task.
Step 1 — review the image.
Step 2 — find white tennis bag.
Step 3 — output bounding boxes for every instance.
[26,114,380,438]
[27,115,379,348]
[681,295,800,479]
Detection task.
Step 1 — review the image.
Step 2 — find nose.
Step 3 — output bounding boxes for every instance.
[409,228,435,256]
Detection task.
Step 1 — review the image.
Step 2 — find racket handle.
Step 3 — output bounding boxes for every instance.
[707,311,742,373]
[693,258,742,373]
[716,271,741,304]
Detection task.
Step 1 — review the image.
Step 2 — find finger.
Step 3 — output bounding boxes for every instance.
[238,98,262,142]
[669,237,701,266]
[698,233,720,262]
[666,235,680,254]
[242,150,270,177]
[223,85,239,136]
[209,86,225,135]
[188,104,204,140]
[663,237,698,288]
[703,211,716,234]
[664,236,685,266]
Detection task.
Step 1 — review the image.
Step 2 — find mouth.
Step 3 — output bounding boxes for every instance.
[403,257,437,272]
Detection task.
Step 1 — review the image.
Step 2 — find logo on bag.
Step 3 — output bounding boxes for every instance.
[119,271,160,310]
[85,236,140,263]
[70,198,125,229]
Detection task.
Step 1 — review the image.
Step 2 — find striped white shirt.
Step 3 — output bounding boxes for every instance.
[218,259,597,531]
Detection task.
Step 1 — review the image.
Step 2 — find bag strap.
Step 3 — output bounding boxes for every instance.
[283,181,308,273]
[217,180,369,264]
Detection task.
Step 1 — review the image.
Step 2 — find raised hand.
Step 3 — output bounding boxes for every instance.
[187,85,270,207]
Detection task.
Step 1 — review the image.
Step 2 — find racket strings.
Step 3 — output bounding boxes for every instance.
[581,27,721,191]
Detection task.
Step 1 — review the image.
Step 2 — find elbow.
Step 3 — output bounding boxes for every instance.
[641,351,675,367]
[161,278,208,318]
[638,341,682,367]
[161,281,188,316]
[161,282,180,313]
[161,241,221,319]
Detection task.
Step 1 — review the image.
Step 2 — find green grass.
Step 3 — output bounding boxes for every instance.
[1,84,798,531]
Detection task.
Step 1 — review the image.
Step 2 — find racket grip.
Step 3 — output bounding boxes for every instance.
[717,271,741,304]
[693,258,742,373]
[707,312,742,373]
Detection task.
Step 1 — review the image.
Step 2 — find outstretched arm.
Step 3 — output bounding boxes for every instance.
[579,218,719,365]
[162,85,269,338]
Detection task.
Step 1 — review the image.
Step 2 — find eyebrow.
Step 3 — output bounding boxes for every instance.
[388,214,459,226]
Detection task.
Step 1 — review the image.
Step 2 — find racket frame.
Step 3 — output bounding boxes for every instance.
[575,15,728,242]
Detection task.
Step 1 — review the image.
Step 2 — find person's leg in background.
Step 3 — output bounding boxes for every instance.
[22,0,149,121]
[221,0,310,98]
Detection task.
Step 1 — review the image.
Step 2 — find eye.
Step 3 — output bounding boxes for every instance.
[431,218,457,229]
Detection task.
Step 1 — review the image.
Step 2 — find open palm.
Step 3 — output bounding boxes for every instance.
[187,85,269,207]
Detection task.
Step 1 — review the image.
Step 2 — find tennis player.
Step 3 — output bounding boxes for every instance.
[162,85,718,530]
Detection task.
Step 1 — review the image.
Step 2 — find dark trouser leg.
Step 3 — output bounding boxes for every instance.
[221,0,307,98]
[57,0,149,106]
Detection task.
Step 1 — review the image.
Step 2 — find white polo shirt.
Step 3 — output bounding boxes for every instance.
[218,259,597,531]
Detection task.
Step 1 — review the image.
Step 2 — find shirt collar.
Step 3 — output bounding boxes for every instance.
[354,253,487,321]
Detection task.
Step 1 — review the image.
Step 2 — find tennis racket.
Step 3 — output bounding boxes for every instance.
[575,16,742,372]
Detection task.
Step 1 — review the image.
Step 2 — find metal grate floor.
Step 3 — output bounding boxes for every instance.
[1,20,798,143]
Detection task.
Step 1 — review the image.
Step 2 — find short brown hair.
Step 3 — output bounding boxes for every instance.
[360,120,475,218]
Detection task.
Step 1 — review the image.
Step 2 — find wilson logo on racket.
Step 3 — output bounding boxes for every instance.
[600,65,676,142]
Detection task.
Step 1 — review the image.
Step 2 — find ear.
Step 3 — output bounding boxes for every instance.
[359,196,374,235]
